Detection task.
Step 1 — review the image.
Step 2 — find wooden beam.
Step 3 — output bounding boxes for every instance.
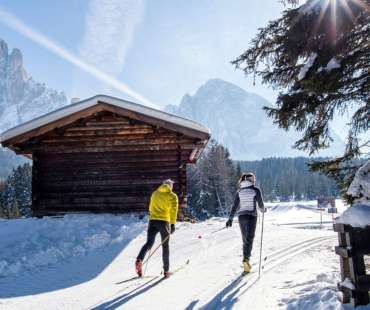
[100,103,210,140]
[27,144,196,154]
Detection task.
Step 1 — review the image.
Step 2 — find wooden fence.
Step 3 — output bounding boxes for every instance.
[334,223,370,306]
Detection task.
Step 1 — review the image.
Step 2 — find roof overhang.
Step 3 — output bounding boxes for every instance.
[0,95,210,161]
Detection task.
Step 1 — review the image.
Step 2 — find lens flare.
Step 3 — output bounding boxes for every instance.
[300,0,369,41]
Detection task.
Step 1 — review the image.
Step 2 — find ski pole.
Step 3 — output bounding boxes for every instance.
[197,226,227,239]
[211,226,227,234]
[258,209,265,278]
[142,234,170,267]
[143,247,152,277]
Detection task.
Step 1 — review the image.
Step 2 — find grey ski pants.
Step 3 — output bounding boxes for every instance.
[238,214,257,260]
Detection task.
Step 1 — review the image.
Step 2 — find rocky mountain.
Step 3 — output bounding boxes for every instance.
[166,79,344,160]
[0,147,27,180]
[0,39,67,133]
[0,39,67,178]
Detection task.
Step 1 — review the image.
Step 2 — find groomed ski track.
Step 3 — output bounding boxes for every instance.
[1,201,345,310]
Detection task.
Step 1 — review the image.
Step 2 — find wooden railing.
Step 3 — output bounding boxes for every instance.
[334,223,370,306]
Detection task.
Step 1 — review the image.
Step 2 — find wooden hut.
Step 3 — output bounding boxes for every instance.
[0,95,210,217]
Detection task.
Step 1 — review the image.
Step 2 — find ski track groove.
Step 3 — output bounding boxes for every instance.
[197,235,336,309]
[89,231,336,310]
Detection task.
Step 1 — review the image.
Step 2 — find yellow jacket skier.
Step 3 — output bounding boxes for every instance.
[136,179,178,278]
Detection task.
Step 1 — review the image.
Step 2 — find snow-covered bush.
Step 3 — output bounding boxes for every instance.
[347,161,370,206]
[336,161,370,227]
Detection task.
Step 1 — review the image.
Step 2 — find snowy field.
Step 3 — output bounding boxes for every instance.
[0,200,369,310]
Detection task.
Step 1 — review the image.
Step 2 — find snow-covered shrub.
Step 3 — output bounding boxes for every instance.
[336,161,370,227]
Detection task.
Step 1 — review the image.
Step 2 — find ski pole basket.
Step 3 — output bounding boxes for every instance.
[334,223,370,307]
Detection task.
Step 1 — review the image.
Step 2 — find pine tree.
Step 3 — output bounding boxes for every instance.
[0,163,32,218]
[233,0,370,197]
[14,163,32,217]
[187,140,237,219]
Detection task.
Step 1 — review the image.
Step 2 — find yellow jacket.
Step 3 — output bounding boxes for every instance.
[149,184,179,224]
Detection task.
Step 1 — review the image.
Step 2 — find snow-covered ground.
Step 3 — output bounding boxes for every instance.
[0,200,369,310]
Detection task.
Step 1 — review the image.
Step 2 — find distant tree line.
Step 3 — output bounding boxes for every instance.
[237,157,339,202]
[0,146,339,220]
[0,163,32,218]
[186,145,339,219]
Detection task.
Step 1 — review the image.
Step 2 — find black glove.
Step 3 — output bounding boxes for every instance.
[226,219,233,228]
[170,224,175,234]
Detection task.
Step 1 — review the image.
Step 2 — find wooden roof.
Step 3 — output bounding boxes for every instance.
[0,95,211,148]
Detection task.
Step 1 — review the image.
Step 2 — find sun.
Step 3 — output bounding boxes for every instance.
[299,0,369,39]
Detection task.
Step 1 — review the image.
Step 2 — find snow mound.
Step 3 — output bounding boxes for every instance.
[284,273,343,310]
[0,214,146,278]
[335,204,370,228]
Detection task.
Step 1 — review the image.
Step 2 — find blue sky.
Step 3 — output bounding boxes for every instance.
[0,0,350,139]
[0,0,284,106]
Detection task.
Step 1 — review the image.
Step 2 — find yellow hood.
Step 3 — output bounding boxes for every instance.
[149,184,178,224]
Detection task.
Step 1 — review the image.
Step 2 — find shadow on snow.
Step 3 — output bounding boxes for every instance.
[90,276,165,310]
[199,275,248,310]
[0,230,143,298]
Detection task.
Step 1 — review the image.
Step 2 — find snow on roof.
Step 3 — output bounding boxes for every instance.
[0,95,210,143]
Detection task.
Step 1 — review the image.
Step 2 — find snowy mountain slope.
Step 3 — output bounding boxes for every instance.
[166,79,345,160]
[0,147,27,180]
[0,38,66,177]
[0,39,67,134]
[1,200,366,310]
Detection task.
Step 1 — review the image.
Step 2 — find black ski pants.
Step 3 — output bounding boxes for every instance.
[238,214,257,260]
[137,220,171,272]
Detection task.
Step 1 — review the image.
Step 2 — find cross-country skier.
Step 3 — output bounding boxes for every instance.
[136,179,178,278]
[226,172,266,273]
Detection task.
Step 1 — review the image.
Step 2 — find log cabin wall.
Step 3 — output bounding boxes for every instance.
[22,111,197,216]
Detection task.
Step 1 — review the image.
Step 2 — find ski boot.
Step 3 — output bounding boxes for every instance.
[163,271,173,278]
[135,259,143,277]
[243,258,251,274]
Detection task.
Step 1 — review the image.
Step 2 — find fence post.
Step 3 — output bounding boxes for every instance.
[334,223,370,307]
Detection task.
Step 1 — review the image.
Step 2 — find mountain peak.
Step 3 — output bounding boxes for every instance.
[9,48,23,69]
[195,78,247,99]
[0,40,8,70]
[203,78,241,89]
[165,78,343,159]
[0,38,67,133]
